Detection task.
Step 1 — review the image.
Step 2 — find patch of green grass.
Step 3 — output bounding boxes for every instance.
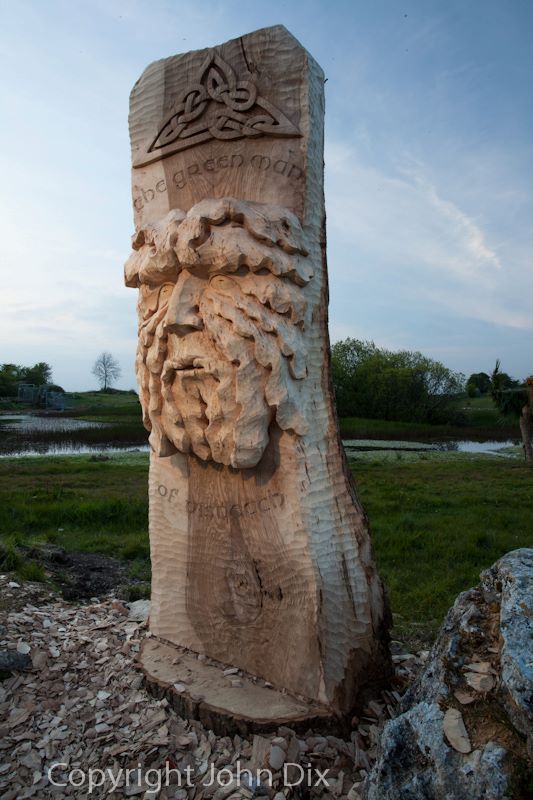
[453,394,513,427]
[352,457,533,639]
[64,391,143,424]
[0,400,19,411]
[122,537,150,561]
[128,559,151,582]
[17,560,46,582]
[0,540,23,571]
[125,583,151,601]
[340,416,446,438]
[0,453,149,561]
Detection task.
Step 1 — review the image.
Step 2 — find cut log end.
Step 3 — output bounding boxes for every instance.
[138,637,350,737]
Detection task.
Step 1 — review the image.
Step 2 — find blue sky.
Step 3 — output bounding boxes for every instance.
[1,0,531,390]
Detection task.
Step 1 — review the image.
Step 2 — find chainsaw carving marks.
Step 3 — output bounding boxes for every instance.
[125,197,313,469]
[136,54,301,168]
[128,27,391,716]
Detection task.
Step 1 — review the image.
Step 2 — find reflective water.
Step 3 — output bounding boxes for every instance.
[343,438,518,458]
[0,415,519,458]
[0,414,148,457]
[0,415,104,433]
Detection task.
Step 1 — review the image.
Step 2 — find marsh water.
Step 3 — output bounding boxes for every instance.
[0,413,519,459]
[0,414,149,457]
[342,438,518,458]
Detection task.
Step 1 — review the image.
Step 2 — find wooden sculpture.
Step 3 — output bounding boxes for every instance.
[126,25,390,727]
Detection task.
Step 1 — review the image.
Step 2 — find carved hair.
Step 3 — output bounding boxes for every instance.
[125,198,313,468]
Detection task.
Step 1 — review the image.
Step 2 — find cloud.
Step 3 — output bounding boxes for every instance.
[324,140,532,331]
[410,171,501,272]
[325,141,501,278]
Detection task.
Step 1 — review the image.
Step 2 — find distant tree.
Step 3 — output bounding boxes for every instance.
[92,352,121,391]
[466,371,491,397]
[490,360,524,416]
[491,361,532,462]
[0,362,54,398]
[330,338,464,423]
[0,364,24,397]
[22,362,53,386]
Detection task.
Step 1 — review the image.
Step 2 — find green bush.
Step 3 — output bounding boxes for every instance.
[331,338,464,423]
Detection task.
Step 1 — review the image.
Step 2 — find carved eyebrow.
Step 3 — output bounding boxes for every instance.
[131,208,187,252]
[177,197,309,256]
[125,199,313,289]
[175,225,313,286]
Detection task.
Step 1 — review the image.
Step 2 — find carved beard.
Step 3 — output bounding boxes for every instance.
[136,271,308,469]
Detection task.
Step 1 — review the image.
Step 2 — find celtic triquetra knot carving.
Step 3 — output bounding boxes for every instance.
[146,53,301,162]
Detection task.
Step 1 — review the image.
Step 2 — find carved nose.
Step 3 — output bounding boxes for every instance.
[164,271,204,333]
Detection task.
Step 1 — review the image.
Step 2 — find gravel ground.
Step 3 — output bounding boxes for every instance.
[0,576,424,799]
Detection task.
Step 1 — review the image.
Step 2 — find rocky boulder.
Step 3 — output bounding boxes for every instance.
[364,548,533,800]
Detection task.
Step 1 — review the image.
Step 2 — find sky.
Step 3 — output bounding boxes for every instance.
[1,0,532,390]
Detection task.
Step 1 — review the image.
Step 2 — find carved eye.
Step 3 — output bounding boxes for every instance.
[209,275,235,292]
[139,283,174,320]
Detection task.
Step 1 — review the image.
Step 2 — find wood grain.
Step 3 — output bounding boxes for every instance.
[127,25,390,717]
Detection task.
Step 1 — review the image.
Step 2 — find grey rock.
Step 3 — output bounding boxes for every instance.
[481,548,533,753]
[401,588,485,710]
[268,744,286,771]
[213,779,240,800]
[365,702,508,800]
[128,599,150,622]
[364,549,533,800]
[0,650,31,671]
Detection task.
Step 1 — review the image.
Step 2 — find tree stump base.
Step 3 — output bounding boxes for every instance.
[138,637,342,737]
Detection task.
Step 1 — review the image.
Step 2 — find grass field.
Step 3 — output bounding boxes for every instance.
[64,390,142,423]
[1,450,531,643]
[0,453,150,593]
[352,454,532,640]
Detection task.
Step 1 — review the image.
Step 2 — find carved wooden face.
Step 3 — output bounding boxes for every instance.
[125,198,312,468]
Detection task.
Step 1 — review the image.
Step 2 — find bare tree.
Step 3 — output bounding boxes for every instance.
[92,352,121,390]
